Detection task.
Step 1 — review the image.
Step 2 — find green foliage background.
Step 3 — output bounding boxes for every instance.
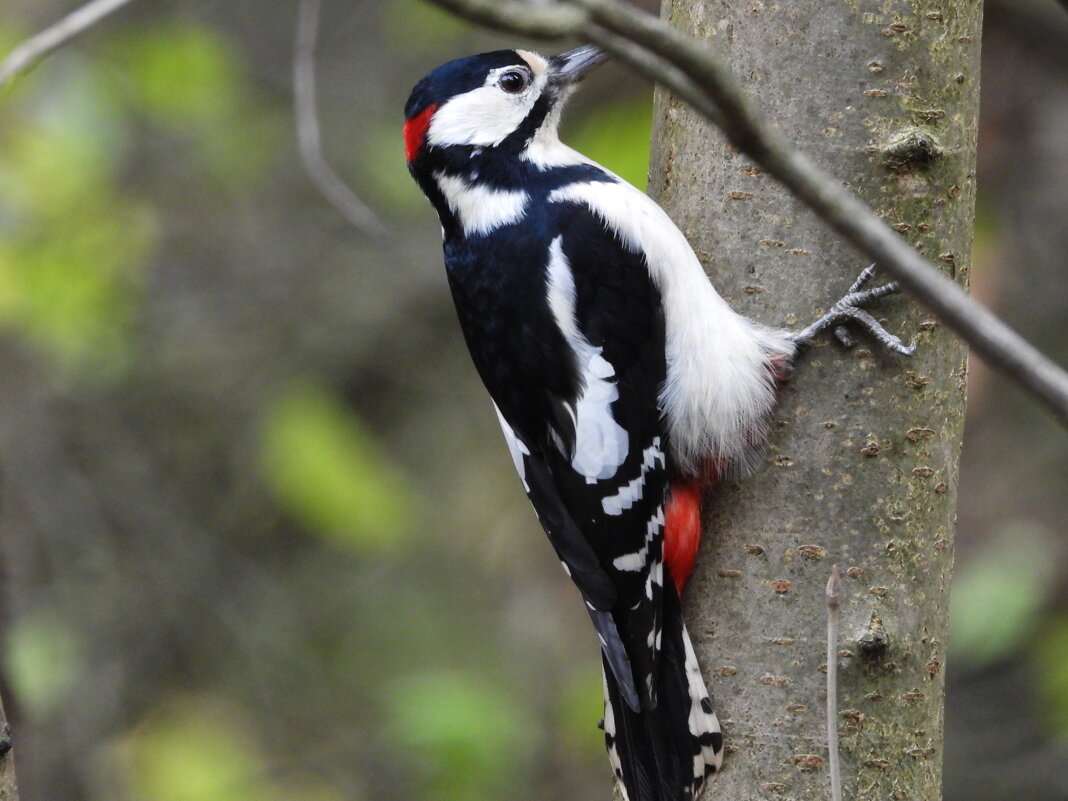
[0,1,1066,800]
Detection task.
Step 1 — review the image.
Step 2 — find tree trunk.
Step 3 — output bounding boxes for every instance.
[0,692,16,801]
[648,1,979,799]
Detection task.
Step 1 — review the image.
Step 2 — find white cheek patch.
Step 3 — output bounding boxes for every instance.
[426,66,548,149]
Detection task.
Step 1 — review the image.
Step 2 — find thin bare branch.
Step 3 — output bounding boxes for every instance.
[825,565,843,801]
[294,0,387,239]
[423,0,588,37]
[420,0,1068,428]
[0,0,140,89]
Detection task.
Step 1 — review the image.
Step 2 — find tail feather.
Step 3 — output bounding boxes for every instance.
[601,586,723,801]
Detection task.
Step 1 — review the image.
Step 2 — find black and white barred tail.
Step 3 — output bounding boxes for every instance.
[601,584,723,801]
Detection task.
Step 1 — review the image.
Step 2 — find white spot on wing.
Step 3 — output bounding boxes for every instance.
[545,237,629,482]
[612,548,647,573]
[434,172,528,236]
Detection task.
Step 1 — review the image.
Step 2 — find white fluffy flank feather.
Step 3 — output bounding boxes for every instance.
[547,180,796,476]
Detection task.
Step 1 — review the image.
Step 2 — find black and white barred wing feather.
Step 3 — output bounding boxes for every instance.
[493,203,722,800]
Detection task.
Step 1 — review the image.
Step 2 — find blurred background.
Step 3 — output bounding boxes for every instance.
[0,0,1065,799]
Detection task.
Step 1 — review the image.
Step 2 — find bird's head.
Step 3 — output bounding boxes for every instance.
[403,45,607,166]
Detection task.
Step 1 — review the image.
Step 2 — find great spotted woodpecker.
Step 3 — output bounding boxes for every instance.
[404,44,911,801]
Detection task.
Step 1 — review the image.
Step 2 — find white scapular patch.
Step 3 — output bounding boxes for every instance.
[494,403,530,491]
[601,438,666,516]
[434,172,528,236]
[547,181,797,476]
[545,237,629,483]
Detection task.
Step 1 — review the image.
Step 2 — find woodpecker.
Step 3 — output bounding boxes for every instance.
[404,44,911,801]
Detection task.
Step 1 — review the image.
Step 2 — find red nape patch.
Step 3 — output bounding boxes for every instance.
[664,482,703,596]
[404,104,436,162]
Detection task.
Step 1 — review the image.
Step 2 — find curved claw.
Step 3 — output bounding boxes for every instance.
[832,325,856,349]
[846,263,877,293]
[842,308,916,355]
[791,265,914,356]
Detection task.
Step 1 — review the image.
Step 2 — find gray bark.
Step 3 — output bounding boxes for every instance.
[648,1,979,799]
[0,693,15,801]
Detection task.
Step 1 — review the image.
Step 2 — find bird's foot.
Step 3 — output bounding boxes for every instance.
[790,264,915,356]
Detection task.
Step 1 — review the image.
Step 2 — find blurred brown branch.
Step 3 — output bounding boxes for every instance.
[420,0,1068,429]
[0,0,140,89]
[294,0,388,240]
[0,693,16,801]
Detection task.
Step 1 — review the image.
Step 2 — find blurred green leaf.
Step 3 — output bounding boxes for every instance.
[384,670,532,801]
[565,95,653,190]
[260,380,416,551]
[0,58,154,369]
[556,666,607,762]
[363,122,430,216]
[970,198,1000,278]
[126,702,268,801]
[950,522,1060,668]
[110,22,239,126]
[4,612,81,715]
[382,0,469,54]
[109,20,273,187]
[1034,616,1068,739]
[0,201,155,367]
[3,64,125,211]
[121,696,348,801]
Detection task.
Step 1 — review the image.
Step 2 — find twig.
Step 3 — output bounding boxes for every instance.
[420,0,588,37]
[294,0,387,239]
[0,0,140,89]
[419,0,1068,429]
[825,565,843,801]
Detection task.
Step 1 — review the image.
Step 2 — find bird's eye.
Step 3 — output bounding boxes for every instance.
[498,70,528,94]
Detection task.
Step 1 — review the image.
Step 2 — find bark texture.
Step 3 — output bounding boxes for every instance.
[648,1,980,799]
[0,692,16,801]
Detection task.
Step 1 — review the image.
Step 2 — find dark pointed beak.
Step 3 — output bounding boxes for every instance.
[548,44,608,86]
